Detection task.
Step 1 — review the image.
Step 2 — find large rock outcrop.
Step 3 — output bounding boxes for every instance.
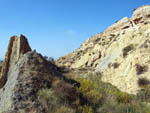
[56,5,150,94]
[0,36,63,113]
[132,5,150,24]
[0,35,31,88]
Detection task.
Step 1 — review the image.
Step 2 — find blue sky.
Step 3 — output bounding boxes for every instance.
[0,0,149,60]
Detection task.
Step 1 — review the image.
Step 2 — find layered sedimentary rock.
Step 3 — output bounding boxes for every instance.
[132,5,150,25]
[56,5,150,94]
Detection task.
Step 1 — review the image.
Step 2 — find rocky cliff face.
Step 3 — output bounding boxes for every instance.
[56,5,150,94]
[0,36,65,113]
[0,35,31,88]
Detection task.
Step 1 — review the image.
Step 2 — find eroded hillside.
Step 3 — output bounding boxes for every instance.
[1,5,150,113]
[56,5,150,94]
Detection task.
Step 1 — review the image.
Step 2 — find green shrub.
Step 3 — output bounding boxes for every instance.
[37,88,59,112]
[122,44,134,57]
[36,71,150,113]
[82,105,93,113]
[52,79,79,104]
[98,100,150,113]
[77,79,94,93]
[138,78,150,87]
[112,62,120,69]
[77,79,104,105]
[114,91,133,104]
[86,89,103,105]
[135,64,148,75]
[37,88,58,104]
[52,105,75,113]
[137,85,150,102]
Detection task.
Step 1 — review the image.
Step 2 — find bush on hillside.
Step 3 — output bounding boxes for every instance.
[112,62,120,69]
[52,105,75,113]
[37,71,150,113]
[82,105,93,113]
[138,78,150,87]
[114,91,133,104]
[37,88,59,112]
[122,44,134,57]
[52,79,79,104]
[98,101,150,113]
[77,78,104,106]
[137,85,150,102]
[136,64,148,75]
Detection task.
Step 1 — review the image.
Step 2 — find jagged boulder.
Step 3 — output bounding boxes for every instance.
[0,35,31,88]
[0,36,63,113]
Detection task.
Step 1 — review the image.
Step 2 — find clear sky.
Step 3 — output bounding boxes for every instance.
[0,0,150,60]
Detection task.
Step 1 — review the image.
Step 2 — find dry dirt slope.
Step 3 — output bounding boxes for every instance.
[56,5,150,94]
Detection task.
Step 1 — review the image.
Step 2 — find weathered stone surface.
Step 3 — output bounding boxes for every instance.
[0,51,62,113]
[0,36,64,113]
[56,5,150,94]
[100,24,150,94]
[0,35,31,88]
[104,17,132,34]
[132,5,150,24]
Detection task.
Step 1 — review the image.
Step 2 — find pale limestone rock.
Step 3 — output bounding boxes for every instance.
[132,5,150,19]
[56,5,150,94]
[98,24,150,94]
[104,17,132,34]
[131,5,150,25]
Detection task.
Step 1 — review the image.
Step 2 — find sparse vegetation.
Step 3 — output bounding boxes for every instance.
[138,78,150,87]
[137,85,150,102]
[122,44,134,57]
[37,70,150,113]
[52,79,79,103]
[37,88,60,112]
[76,78,104,106]
[44,56,55,64]
[108,62,120,69]
[75,72,150,113]
[136,64,148,75]
[52,105,76,113]
[82,105,93,113]
[114,91,132,104]
[48,57,55,63]
[112,62,120,69]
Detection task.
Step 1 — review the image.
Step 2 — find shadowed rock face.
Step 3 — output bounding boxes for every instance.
[0,35,31,88]
[0,61,2,72]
